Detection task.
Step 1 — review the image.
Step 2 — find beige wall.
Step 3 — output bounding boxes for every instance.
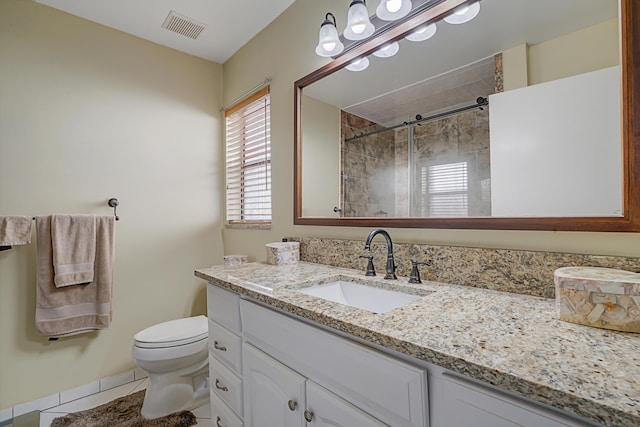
[221,0,640,263]
[0,0,223,408]
[301,96,340,217]
[528,18,619,85]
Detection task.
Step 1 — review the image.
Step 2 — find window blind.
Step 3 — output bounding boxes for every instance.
[225,87,271,223]
[423,162,468,216]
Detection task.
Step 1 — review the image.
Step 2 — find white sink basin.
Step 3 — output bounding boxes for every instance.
[298,280,422,314]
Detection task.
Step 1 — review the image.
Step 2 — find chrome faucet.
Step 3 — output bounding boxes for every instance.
[363,228,397,280]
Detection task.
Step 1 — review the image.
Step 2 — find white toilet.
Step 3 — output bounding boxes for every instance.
[132,315,209,419]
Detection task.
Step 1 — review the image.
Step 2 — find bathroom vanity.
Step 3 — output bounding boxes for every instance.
[196,262,640,427]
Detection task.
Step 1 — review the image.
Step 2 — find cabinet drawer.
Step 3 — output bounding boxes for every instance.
[209,319,242,375]
[211,390,244,427]
[210,355,243,418]
[240,299,427,427]
[207,284,241,333]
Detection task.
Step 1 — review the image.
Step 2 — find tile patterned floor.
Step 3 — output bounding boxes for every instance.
[38,379,213,427]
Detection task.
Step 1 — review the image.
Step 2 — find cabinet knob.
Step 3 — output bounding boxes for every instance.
[215,379,229,392]
[214,340,227,351]
[304,409,314,422]
[216,416,226,427]
[288,399,297,411]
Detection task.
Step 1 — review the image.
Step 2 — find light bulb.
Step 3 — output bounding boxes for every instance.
[344,0,375,40]
[373,41,399,58]
[376,0,412,21]
[315,13,344,57]
[386,0,402,13]
[346,57,370,72]
[443,2,480,24]
[405,23,436,42]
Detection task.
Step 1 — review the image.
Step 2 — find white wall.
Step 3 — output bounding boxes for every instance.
[221,0,640,263]
[490,66,622,217]
[0,0,224,408]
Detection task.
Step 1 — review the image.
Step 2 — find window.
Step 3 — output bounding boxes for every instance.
[423,162,468,216]
[225,87,271,225]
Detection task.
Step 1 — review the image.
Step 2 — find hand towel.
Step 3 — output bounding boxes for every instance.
[51,214,96,287]
[0,216,33,247]
[35,215,116,338]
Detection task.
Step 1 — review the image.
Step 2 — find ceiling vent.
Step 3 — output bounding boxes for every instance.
[161,11,207,40]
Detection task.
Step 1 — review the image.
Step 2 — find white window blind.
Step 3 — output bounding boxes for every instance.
[225,87,271,224]
[424,162,468,216]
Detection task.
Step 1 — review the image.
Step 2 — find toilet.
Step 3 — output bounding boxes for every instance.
[132,315,209,419]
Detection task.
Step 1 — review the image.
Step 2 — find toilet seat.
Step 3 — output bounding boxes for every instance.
[134,315,208,349]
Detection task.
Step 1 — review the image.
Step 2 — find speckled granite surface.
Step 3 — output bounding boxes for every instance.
[195,261,640,427]
[288,236,640,298]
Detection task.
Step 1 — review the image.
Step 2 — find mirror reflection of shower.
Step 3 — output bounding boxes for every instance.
[340,97,491,218]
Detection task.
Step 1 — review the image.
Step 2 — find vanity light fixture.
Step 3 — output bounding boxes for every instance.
[376,0,412,21]
[443,1,480,24]
[344,0,375,40]
[315,13,345,57]
[373,41,400,58]
[346,57,370,71]
[405,22,437,42]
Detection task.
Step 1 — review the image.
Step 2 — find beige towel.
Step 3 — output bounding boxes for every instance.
[51,214,96,287]
[35,215,116,338]
[0,215,33,245]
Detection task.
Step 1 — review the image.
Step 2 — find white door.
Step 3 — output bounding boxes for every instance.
[305,381,387,427]
[243,343,306,427]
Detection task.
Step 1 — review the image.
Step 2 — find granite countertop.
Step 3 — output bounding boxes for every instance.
[195,261,640,427]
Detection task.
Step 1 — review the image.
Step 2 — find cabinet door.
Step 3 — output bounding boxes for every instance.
[305,381,387,427]
[243,344,306,427]
[441,373,589,427]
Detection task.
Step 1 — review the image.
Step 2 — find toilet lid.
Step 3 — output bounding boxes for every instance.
[134,315,208,348]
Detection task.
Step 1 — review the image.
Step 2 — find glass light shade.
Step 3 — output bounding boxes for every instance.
[443,2,480,24]
[376,0,412,21]
[405,23,437,42]
[315,20,344,57]
[344,1,375,40]
[372,41,399,58]
[346,57,370,72]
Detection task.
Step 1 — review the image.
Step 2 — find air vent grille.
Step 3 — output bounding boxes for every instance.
[161,11,207,40]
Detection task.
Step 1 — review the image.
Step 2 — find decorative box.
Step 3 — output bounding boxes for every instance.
[265,242,300,266]
[554,266,640,333]
[223,254,248,267]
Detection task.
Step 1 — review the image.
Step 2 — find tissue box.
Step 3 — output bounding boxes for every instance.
[266,242,300,265]
[554,267,640,333]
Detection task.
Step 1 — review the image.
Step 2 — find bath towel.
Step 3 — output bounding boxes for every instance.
[51,214,96,287]
[35,215,116,338]
[0,216,33,250]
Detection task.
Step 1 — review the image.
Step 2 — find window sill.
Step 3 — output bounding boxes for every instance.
[225,222,272,230]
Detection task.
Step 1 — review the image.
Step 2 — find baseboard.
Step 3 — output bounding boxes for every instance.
[0,368,148,423]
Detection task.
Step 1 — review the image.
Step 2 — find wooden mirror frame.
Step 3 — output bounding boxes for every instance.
[294,0,639,231]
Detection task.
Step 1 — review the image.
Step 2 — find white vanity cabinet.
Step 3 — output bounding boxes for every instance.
[207,284,244,427]
[240,299,428,427]
[206,282,599,427]
[243,342,387,427]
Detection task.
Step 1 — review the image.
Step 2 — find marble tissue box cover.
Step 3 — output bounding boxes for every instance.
[266,242,300,265]
[555,266,640,333]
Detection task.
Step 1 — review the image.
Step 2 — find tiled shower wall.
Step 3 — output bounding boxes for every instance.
[288,236,640,299]
[340,111,396,217]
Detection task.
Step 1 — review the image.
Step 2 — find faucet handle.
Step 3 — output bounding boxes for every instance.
[409,260,432,284]
[358,255,376,276]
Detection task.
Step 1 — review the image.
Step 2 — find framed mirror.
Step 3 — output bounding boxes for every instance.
[294,0,640,231]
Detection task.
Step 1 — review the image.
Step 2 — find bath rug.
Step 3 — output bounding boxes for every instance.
[50,390,197,427]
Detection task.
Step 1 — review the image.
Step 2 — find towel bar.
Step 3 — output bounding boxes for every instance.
[30,198,120,221]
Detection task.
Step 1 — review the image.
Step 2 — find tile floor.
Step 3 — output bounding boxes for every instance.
[38,378,213,427]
